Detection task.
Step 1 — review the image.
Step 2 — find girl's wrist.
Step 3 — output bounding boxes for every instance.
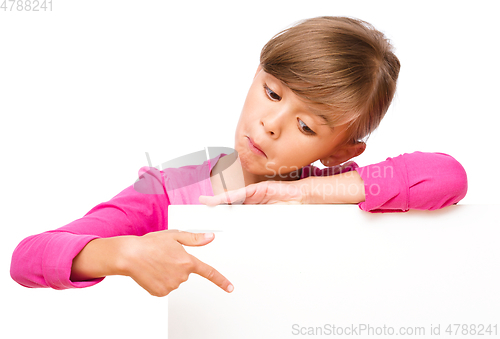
[303,171,366,204]
[70,236,136,282]
[112,235,140,277]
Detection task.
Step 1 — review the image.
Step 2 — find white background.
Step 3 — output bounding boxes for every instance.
[1,0,499,336]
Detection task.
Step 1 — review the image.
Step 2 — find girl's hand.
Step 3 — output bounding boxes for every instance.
[199,180,311,206]
[118,230,233,297]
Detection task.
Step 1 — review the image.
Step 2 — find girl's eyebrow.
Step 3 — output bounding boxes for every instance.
[266,74,332,127]
[311,112,335,130]
[316,114,329,123]
[307,109,330,125]
[266,78,282,91]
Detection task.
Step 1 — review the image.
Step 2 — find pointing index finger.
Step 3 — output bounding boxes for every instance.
[190,254,234,293]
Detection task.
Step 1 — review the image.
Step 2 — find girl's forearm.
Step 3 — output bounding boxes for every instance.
[304,171,366,204]
[70,236,133,281]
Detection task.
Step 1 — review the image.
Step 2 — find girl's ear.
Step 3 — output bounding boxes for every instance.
[322,142,366,167]
[351,141,366,158]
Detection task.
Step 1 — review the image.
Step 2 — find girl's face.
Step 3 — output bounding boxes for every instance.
[234,66,353,180]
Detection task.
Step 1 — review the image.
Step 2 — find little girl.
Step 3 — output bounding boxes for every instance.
[10,16,467,297]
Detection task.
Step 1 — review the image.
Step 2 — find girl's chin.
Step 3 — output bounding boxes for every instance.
[237,151,268,175]
[239,151,259,171]
[239,153,297,180]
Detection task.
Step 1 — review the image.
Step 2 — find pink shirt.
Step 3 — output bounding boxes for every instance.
[10,152,467,290]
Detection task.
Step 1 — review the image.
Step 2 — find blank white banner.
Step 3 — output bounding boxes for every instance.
[168,204,500,339]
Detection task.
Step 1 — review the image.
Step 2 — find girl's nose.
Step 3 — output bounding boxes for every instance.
[261,109,287,137]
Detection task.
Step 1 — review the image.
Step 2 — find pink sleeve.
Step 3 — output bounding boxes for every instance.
[10,167,170,290]
[355,152,468,213]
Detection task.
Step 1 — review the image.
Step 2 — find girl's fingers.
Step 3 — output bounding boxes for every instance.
[199,195,215,206]
[199,188,248,206]
[190,254,234,293]
[199,194,233,206]
[225,187,247,205]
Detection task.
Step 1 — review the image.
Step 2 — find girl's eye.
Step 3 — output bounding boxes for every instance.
[262,83,315,136]
[298,119,316,136]
[264,84,281,101]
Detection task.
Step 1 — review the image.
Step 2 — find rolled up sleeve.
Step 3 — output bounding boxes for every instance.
[355,152,468,213]
[10,166,170,289]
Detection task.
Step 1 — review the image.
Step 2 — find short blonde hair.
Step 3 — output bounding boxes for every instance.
[260,16,400,144]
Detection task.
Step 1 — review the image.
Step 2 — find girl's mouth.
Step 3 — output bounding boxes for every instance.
[247,137,266,157]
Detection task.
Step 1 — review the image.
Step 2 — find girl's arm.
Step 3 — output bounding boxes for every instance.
[303,152,468,212]
[69,236,132,282]
[304,170,366,204]
[10,167,169,289]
